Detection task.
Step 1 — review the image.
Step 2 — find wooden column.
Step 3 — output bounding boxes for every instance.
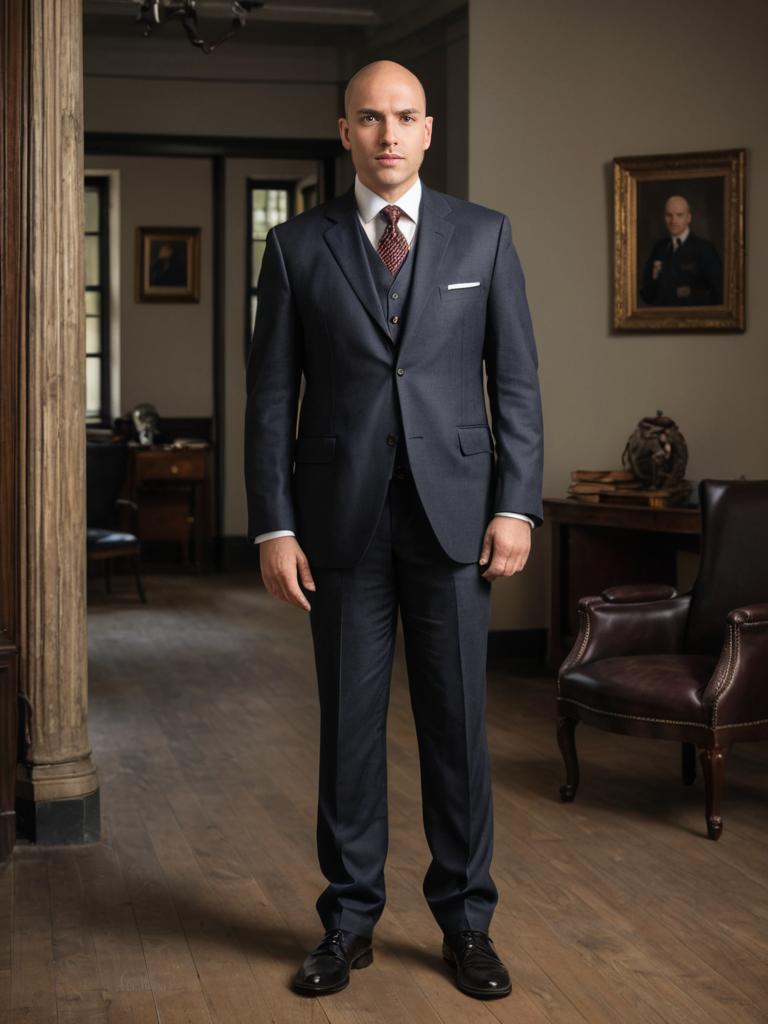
[0,0,27,862]
[15,0,100,844]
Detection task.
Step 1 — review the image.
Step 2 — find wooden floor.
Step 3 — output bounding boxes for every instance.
[2,573,768,1024]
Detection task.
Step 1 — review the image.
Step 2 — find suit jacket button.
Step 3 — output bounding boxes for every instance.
[396,367,405,376]
[386,434,397,446]
[390,315,400,324]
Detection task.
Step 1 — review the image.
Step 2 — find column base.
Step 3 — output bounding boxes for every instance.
[16,787,100,845]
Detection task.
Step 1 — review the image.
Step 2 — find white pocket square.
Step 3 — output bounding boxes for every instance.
[446,281,481,290]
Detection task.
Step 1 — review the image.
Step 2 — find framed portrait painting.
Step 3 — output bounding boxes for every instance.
[135,226,200,302]
[613,149,745,331]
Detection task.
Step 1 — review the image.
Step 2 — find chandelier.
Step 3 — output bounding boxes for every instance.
[133,0,265,54]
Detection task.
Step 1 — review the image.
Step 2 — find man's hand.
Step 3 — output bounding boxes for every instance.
[478,516,532,581]
[259,536,316,611]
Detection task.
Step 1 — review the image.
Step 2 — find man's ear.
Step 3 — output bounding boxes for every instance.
[338,117,351,151]
[423,115,434,151]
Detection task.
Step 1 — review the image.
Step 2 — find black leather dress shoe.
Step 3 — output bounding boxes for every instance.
[442,929,512,999]
[293,928,373,995]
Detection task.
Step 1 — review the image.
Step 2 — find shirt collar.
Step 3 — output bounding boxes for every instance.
[354,173,422,225]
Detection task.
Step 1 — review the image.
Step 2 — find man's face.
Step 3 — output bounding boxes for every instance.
[664,196,692,236]
[338,64,433,200]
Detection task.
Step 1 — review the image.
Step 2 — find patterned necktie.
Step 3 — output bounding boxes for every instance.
[377,205,409,275]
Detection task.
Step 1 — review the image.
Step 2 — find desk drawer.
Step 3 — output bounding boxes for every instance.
[135,452,206,482]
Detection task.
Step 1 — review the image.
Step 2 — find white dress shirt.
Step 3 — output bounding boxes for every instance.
[253,175,533,543]
[671,227,690,250]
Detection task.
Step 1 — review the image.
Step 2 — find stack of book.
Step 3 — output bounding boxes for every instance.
[567,471,691,508]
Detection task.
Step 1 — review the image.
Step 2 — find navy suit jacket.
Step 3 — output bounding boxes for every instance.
[244,182,543,568]
[639,232,723,306]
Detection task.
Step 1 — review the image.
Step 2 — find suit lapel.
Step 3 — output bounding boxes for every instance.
[395,186,454,359]
[323,187,390,340]
[322,183,455,350]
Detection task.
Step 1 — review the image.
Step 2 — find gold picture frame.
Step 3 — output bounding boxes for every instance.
[135,226,200,303]
[613,149,745,331]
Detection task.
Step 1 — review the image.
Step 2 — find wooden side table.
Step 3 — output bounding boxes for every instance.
[545,497,702,669]
[124,446,214,569]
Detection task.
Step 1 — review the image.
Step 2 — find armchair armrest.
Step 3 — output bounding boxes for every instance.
[115,498,138,512]
[601,583,678,604]
[558,589,692,678]
[702,604,768,729]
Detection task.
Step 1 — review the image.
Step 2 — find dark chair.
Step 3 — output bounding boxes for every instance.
[557,479,768,840]
[86,442,146,603]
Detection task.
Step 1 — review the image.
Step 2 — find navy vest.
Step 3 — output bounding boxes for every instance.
[358,216,417,475]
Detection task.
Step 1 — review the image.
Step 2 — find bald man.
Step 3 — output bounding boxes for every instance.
[639,194,723,306]
[245,60,543,1000]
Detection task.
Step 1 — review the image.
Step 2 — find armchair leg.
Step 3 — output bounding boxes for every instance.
[133,556,147,604]
[698,745,729,840]
[557,715,579,802]
[682,742,697,785]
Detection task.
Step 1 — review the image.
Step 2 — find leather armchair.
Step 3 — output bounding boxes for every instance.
[557,479,768,840]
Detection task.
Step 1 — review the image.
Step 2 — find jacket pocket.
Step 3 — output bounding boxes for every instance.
[439,283,486,302]
[294,435,336,463]
[457,425,494,455]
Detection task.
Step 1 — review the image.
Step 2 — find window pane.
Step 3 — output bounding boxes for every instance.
[86,357,101,418]
[251,188,289,239]
[86,316,101,354]
[85,235,100,287]
[85,189,100,233]
[251,240,266,287]
[85,290,101,316]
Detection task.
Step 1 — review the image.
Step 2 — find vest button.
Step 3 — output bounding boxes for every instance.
[391,292,399,300]
[390,315,400,324]
[396,367,405,376]
[386,434,397,446]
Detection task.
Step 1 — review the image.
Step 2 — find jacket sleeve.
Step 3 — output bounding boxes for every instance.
[244,226,303,541]
[483,214,544,526]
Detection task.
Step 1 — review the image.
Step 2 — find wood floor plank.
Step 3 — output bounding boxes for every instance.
[11,854,56,1018]
[8,573,766,1024]
[74,843,152,994]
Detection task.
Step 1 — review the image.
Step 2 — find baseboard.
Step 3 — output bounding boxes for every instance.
[487,628,547,664]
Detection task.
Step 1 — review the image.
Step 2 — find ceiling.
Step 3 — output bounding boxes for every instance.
[83,0,466,48]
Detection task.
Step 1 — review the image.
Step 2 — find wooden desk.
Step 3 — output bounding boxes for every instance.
[123,446,214,568]
[545,497,701,669]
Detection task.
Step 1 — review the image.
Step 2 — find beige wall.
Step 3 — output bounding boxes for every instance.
[85,155,214,418]
[224,159,320,536]
[84,35,340,138]
[470,0,768,630]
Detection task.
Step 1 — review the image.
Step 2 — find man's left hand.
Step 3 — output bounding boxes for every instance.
[478,516,532,580]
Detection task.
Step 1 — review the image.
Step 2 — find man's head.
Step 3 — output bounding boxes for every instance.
[664,195,692,237]
[339,60,432,201]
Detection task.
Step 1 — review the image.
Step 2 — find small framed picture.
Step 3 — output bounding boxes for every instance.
[613,149,745,331]
[135,227,200,302]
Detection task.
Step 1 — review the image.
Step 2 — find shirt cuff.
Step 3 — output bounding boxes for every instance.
[253,530,296,544]
[494,512,535,528]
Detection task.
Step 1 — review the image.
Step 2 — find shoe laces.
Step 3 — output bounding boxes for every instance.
[315,928,346,958]
[453,929,501,966]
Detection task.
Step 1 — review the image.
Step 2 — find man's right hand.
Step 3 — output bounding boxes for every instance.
[259,536,316,611]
